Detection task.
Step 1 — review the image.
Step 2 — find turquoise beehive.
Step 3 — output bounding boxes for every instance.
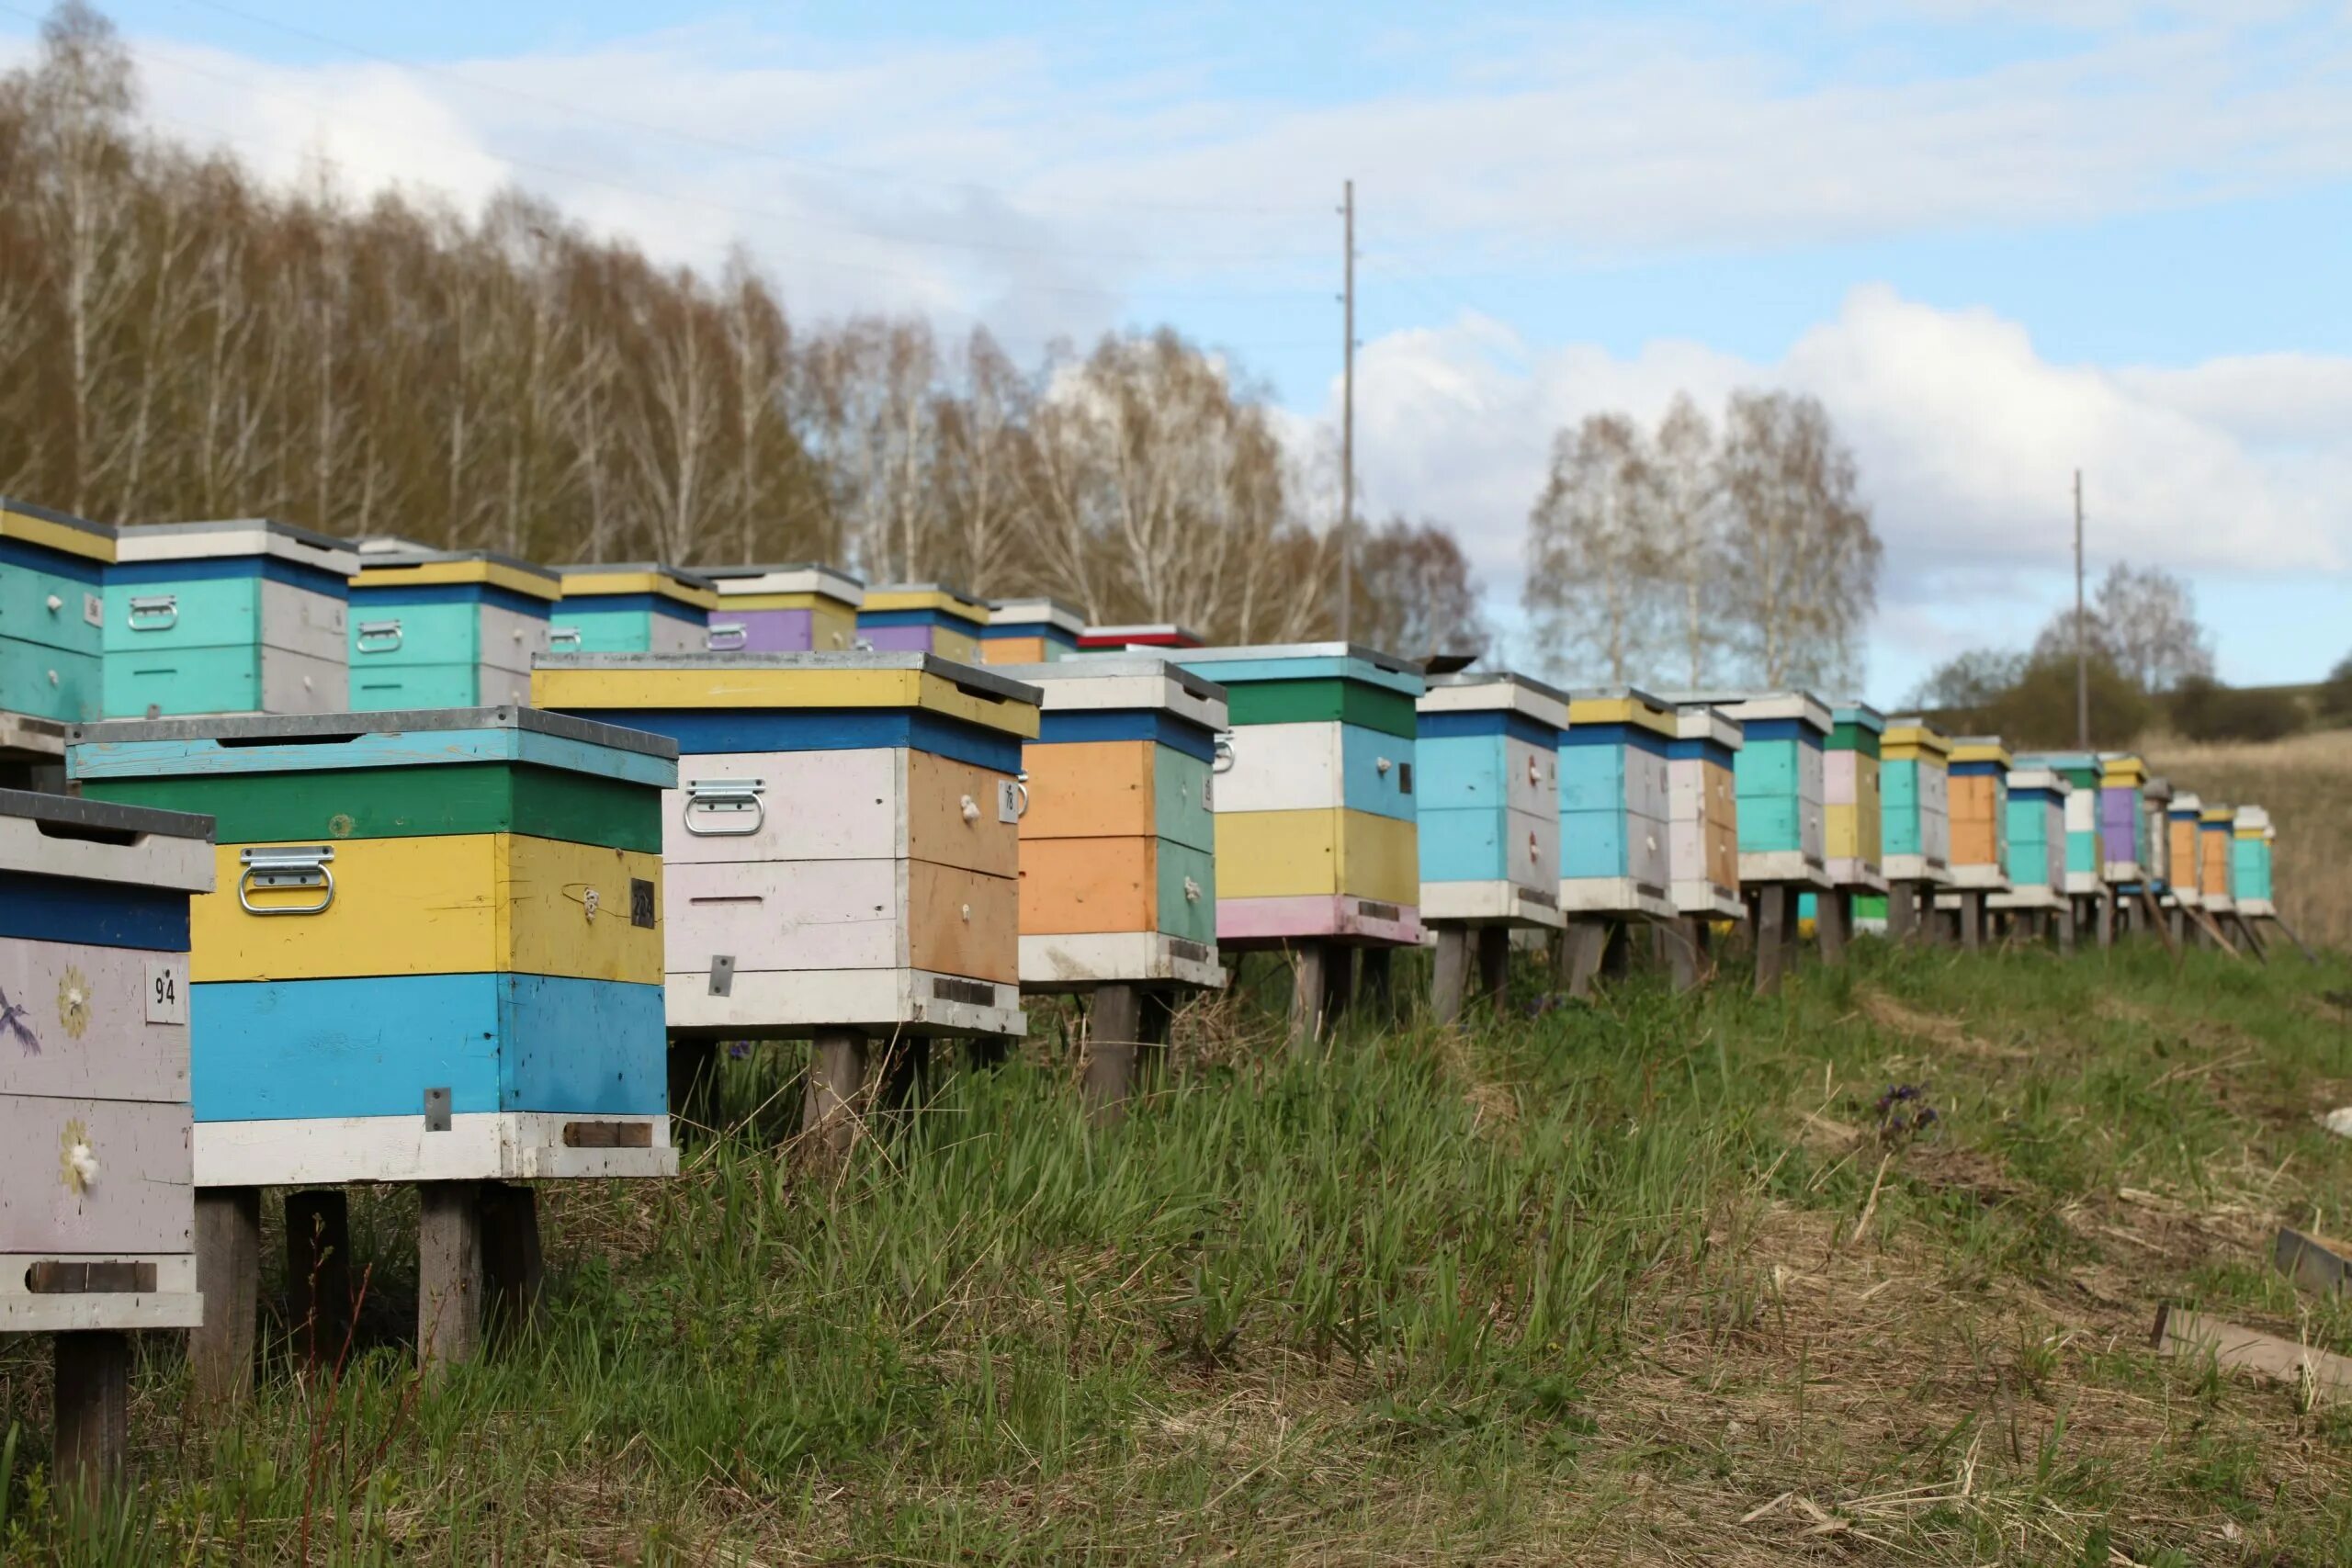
[346,548,561,710]
[105,521,356,718]
[1416,671,1568,931]
[0,498,113,724]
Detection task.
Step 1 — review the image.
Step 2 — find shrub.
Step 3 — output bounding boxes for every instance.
[2320,653,2352,726]
[2169,675,2303,743]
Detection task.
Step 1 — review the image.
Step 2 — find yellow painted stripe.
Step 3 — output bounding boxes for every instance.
[0,507,115,563]
[1951,742,2012,768]
[2098,757,2147,786]
[2233,827,2266,840]
[1826,805,1860,860]
[351,558,561,600]
[2199,807,2233,824]
[1567,696,1677,738]
[559,570,719,611]
[528,664,1040,737]
[1882,725,1950,758]
[710,590,856,611]
[865,588,989,621]
[933,629,980,663]
[1215,808,1419,905]
[191,834,662,984]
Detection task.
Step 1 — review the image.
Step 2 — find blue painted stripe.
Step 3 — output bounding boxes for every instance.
[1416,709,1559,748]
[1741,718,1823,744]
[1951,761,2006,778]
[856,607,987,632]
[0,872,189,949]
[552,707,1023,772]
[1034,708,1217,760]
[107,555,347,599]
[191,972,666,1121]
[555,592,705,625]
[1667,738,1736,764]
[67,728,677,789]
[979,624,1080,647]
[0,536,104,581]
[1560,726,1670,758]
[349,581,552,618]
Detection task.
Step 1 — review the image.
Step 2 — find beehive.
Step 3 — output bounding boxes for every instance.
[67,708,678,1187]
[1988,767,2068,909]
[1945,739,2012,890]
[2140,775,2174,893]
[1558,689,1676,919]
[106,521,354,719]
[552,564,719,654]
[2233,807,2275,918]
[1691,691,1832,888]
[1,499,113,725]
[1826,703,1886,892]
[346,549,560,710]
[2199,806,2235,913]
[995,656,1227,988]
[980,597,1086,666]
[2165,792,2204,909]
[1666,705,1743,920]
[1173,644,1423,946]
[2017,752,2102,897]
[697,563,864,653]
[1415,671,1568,930]
[2098,752,2149,884]
[0,789,211,1335]
[532,653,1038,1038]
[1079,624,1204,651]
[1880,717,1952,886]
[857,583,989,661]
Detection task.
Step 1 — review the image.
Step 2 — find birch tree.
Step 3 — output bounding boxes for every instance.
[1522,412,1658,685]
[1715,389,1881,688]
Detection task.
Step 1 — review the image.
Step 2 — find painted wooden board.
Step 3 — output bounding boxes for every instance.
[346,553,560,601]
[1209,720,1416,819]
[0,1097,190,1255]
[1172,645,1424,701]
[0,499,115,565]
[189,834,663,984]
[1418,805,1555,893]
[1216,893,1419,947]
[0,794,214,889]
[548,605,710,655]
[702,604,860,651]
[980,636,1052,665]
[196,1110,675,1188]
[104,645,347,718]
[1220,681,1418,738]
[1019,931,1224,989]
[1021,739,1215,849]
[116,519,356,575]
[1414,732,1557,819]
[988,658,1228,731]
[699,563,865,608]
[2199,814,2236,908]
[665,858,1017,982]
[0,941,189,1101]
[0,874,191,949]
[663,967,1024,1039]
[1559,803,1672,889]
[102,577,346,660]
[68,708,676,786]
[1419,880,1564,928]
[0,542,106,657]
[0,637,101,722]
[94,763,656,852]
[1018,837,1216,942]
[1216,808,1418,905]
[530,656,1042,739]
[0,1252,199,1333]
[1077,625,1203,650]
[657,748,1018,874]
[858,622,980,660]
[1558,874,1678,918]
[556,564,720,612]
[190,973,665,1121]
[864,584,990,621]
[2165,801,2205,907]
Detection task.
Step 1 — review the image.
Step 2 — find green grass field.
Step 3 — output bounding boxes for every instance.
[8,937,2352,1564]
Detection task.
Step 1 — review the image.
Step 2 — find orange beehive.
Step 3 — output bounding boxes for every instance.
[1945,738,2011,888]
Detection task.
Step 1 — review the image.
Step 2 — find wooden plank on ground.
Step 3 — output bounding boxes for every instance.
[2153,1304,2352,1399]
[2274,1227,2352,1296]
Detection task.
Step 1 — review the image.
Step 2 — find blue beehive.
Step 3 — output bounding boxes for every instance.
[105,521,356,718]
[1,498,112,725]
[1416,671,1568,931]
[1558,689,1677,920]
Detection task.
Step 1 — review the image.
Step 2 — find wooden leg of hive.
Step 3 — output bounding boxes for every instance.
[1817,890,1850,966]
[1560,918,1610,1000]
[191,1186,260,1407]
[479,1183,545,1343]
[1666,918,1700,993]
[2056,899,2075,954]
[1430,928,1472,1025]
[1754,888,1788,998]
[2096,889,2115,951]
[1358,947,1395,1021]
[1886,882,1917,943]
[803,1030,871,1156]
[2235,913,2269,964]
[285,1189,353,1372]
[1476,926,1512,1008]
[52,1330,130,1505]
[1084,984,1143,1122]
[1960,892,1984,952]
[2140,890,2180,961]
[1322,945,1357,1028]
[416,1182,484,1379]
[1289,944,1329,1052]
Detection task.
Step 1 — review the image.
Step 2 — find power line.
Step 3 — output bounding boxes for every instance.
[169,0,1326,220]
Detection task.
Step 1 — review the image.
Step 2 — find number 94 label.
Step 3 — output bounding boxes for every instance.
[145,960,187,1024]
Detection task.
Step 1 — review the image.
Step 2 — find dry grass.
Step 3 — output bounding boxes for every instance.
[2144,726,2352,953]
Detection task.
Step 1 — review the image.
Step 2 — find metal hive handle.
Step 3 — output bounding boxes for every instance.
[684,778,765,837]
[237,845,335,915]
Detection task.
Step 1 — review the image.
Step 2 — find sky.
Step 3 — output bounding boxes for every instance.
[3,0,2346,705]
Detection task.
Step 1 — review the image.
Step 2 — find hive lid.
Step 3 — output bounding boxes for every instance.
[530,651,1043,737]
[862,582,989,622]
[1568,687,1678,737]
[116,518,356,575]
[0,785,215,890]
[2199,805,2235,823]
[1882,716,1953,759]
[351,548,562,601]
[1174,643,1425,698]
[1664,689,1834,734]
[1671,705,1744,749]
[0,496,116,564]
[985,596,1088,636]
[2098,752,2149,787]
[68,706,679,786]
[2168,790,2202,813]
[1950,738,2014,768]
[1419,670,1573,732]
[557,563,721,610]
[1832,701,1887,732]
[2233,805,2271,830]
[986,655,1227,728]
[0,785,214,840]
[1078,624,1204,648]
[2007,767,2069,795]
[695,563,866,604]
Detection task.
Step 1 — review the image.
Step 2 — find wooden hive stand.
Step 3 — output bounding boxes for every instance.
[1876,717,1954,949]
[550,564,720,655]
[1415,671,1570,1019]
[1171,644,1426,1046]
[996,655,1228,1118]
[695,563,865,654]
[533,652,1040,1156]
[978,596,1087,667]
[67,706,679,1393]
[856,582,990,663]
[345,547,560,712]
[1,789,214,1499]
[107,520,356,721]
[1987,767,2072,943]
[1937,739,2014,952]
[1,498,115,735]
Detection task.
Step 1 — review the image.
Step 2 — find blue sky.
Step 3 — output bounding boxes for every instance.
[8,0,2348,703]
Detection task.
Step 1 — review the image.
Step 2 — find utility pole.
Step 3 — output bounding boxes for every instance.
[1337,178,1356,643]
[2074,468,2088,748]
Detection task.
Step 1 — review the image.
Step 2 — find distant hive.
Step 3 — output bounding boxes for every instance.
[1825,703,1887,893]
[551,563,720,655]
[1879,717,1953,886]
[857,582,990,662]
[2164,792,2204,908]
[2198,805,2236,911]
[1078,624,1204,651]
[108,520,357,718]
[695,563,865,653]
[1665,703,1744,921]
[1989,765,2070,909]
[0,497,114,725]
[2232,806,2275,917]
[979,596,1087,666]
[1415,671,1571,931]
[345,547,560,710]
[1943,738,2014,892]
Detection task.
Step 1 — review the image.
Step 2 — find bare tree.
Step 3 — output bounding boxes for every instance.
[1352,514,1490,661]
[1715,389,1881,688]
[2030,561,2214,695]
[1650,392,1724,687]
[1523,412,1658,685]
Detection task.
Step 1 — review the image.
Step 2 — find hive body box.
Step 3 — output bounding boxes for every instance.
[67,708,679,1186]
[552,564,718,654]
[1826,704,1887,893]
[1415,672,1568,930]
[2233,807,2275,918]
[2018,752,2103,897]
[1079,625,1203,651]
[2098,753,2149,884]
[347,550,560,711]
[858,583,989,662]
[106,521,354,719]
[1880,718,1952,886]
[2199,808,2236,913]
[1944,739,2013,892]
[981,597,1086,666]
[1988,768,2069,910]
[1559,690,1677,919]
[2165,793,2205,909]
[996,657,1227,988]
[2139,775,2174,894]
[1683,691,1832,889]
[1,499,113,725]
[0,791,212,1334]
[533,654,1038,1038]
[698,564,865,653]
[1173,644,1423,946]
[1667,705,1743,920]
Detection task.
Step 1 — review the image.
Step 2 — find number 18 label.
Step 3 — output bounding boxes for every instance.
[145,960,187,1024]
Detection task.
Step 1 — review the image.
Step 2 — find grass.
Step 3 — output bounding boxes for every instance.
[2143,726,2352,953]
[8,937,2352,1563]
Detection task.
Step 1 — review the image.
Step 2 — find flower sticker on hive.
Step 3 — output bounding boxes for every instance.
[57,965,92,1040]
[59,1119,98,1196]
